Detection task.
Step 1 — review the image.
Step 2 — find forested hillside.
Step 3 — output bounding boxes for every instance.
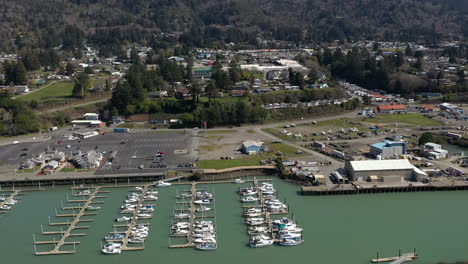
[0,0,466,52]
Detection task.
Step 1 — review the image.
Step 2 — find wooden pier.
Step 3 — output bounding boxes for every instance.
[34,187,105,255]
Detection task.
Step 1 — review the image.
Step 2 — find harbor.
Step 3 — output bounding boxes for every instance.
[0,178,467,263]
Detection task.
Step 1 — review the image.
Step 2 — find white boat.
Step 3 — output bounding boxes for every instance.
[234,178,245,184]
[132,186,143,191]
[241,196,258,203]
[279,238,304,246]
[195,242,217,250]
[174,213,190,219]
[0,205,11,210]
[249,236,274,248]
[128,237,145,244]
[86,206,101,211]
[105,234,124,241]
[241,190,257,196]
[77,190,92,195]
[101,243,122,254]
[194,199,212,205]
[147,190,159,195]
[194,235,216,243]
[155,181,171,187]
[196,206,213,212]
[144,195,158,201]
[4,200,17,206]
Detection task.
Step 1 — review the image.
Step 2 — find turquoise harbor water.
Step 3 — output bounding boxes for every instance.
[1,177,468,264]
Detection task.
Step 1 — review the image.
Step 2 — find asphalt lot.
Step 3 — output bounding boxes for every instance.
[0,131,196,175]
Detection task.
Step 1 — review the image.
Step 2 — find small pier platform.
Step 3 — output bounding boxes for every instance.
[371,251,418,263]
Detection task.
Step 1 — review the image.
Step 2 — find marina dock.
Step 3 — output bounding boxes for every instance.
[34,187,106,255]
[0,187,44,214]
[115,185,150,251]
[169,182,197,248]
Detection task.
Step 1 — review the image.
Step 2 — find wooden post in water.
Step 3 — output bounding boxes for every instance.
[399,248,401,258]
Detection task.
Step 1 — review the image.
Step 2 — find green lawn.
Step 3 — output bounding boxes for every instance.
[60,168,76,172]
[361,113,441,126]
[204,130,237,134]
[197,158,264,169]
[18,81,74,103]
[269,143,300,156]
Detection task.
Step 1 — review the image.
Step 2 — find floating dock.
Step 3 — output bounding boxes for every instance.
[371,252,418,263]
[34,187,107,255]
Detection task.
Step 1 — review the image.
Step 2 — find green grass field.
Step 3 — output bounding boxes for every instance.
[269,143,300,156]
[197,158,264,169]
[361,113,441,126]
[18,81,74,103]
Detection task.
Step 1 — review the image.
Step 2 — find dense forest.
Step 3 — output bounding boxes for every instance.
[0,0,467,52]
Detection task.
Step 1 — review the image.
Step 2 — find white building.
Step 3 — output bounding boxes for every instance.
[345,159,427,181]
[421,143,448,159]
[83,113,99,120]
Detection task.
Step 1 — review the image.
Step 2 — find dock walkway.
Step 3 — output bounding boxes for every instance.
[35,187,105,255]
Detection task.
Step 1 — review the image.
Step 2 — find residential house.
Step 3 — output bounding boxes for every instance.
[175,88,191,99]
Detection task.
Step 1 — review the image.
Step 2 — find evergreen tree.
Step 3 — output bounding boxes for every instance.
[14,61,28,85]
[72,72,91,98]
[65,62,75,76]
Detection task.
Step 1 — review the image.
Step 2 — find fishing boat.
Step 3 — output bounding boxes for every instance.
[195,242,217,250]
[241,196,258,203]
[101,243,122,254]
[86,206,101,211]
[155,181,171,187]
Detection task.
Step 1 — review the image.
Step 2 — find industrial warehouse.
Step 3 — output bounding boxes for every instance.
[344,159,427,182]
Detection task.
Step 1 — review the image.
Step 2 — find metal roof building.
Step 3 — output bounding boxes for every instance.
[345,159,426,181]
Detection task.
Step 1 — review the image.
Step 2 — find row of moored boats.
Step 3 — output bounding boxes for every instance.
[171,189,217,250]
[0,194,18,210]
[101,186,159,254]
[239,182,304,247]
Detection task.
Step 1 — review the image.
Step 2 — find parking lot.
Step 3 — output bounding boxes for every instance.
[0,130,196,175]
